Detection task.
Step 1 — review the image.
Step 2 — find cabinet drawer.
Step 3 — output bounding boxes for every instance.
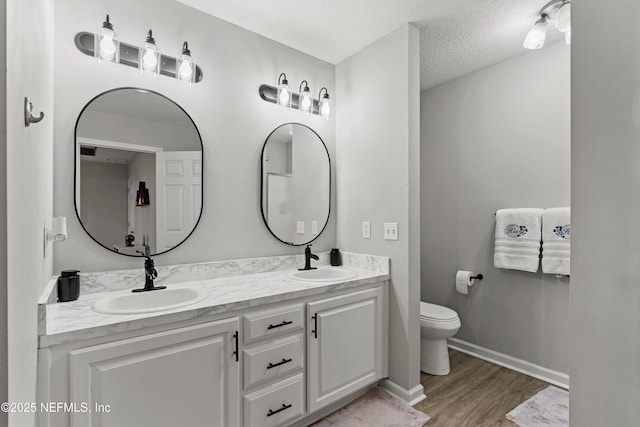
[243,304,303,343]
[243,334,303,389]
[244,373,304,427]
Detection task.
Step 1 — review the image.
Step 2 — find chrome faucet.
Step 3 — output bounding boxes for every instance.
[299,244,319,271]
[132,256,166,292]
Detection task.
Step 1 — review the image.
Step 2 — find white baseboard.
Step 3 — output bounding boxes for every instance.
[448,338,569,390]
[380,379,426,406]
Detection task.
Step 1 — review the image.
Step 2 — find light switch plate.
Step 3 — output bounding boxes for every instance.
[296,221,305,234]
[311,221,318,235]
[384,222,398,240]
[362,221,371,239]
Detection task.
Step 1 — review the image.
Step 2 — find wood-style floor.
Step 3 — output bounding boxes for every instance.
[414,349,555,427]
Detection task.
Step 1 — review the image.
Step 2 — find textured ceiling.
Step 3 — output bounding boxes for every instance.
[177,0,565,91]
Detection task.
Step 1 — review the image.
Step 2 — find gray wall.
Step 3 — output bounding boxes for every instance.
[420,42,571,373]
[53,0,336,273]
[571,1,640,424]
[336,24,423,401]
[0,0,7,424]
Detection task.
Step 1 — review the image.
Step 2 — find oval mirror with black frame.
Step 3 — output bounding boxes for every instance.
[261,123,330,246]
[74,87,203,257]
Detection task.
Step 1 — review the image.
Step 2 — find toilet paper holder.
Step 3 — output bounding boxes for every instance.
[470,274,483,280]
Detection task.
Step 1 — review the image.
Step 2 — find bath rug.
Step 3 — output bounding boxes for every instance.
[506,385,569,427]
[312,386,430,427]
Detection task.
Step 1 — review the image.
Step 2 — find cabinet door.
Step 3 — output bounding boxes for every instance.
[69,318,240,427]
[307,286,386,412]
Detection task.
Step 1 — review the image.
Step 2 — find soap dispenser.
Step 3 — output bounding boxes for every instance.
[57,269,80,302]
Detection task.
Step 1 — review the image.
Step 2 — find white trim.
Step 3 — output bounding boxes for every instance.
[448,338,569,389]
[77,137,164,153]
[380,379,426,406]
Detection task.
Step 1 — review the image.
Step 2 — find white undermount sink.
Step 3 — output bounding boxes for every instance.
[92,286,209,315]
[289,267,357,282]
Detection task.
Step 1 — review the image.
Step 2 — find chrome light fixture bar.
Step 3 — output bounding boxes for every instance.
[74,32,204,83]
[523,0,571,50]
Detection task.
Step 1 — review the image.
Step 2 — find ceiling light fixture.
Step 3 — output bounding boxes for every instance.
[298,80,312,114]
[523,0,570,50]
[523,16,547,50]
[140,29,160,76]
[95,14,119,63]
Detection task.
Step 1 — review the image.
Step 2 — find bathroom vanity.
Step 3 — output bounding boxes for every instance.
[37,254,389,427]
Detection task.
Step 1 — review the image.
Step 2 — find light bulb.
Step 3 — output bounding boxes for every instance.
[99,35,116,59]
[523,18,547,50]
[300,94,312,112]
[298,81,312,113]
[177,42,195,84]
[556,2,571,33]
[139,30,159,74]
[178,59,192,79]
[95,15,118,63]
[278,86,290,106]
[143,48,157,69]
[320,99,330,117]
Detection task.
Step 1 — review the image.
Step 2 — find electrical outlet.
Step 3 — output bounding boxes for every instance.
[384,222,398,240]
[296,221,305,234]
[362,221,371,239]
[311,220,318,235]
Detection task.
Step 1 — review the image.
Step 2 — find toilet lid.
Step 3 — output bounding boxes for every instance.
[420,302,458,321]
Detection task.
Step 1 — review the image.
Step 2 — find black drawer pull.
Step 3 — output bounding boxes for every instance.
[267,320,293,330]
[267,403,292,417]
[267,358,293,369]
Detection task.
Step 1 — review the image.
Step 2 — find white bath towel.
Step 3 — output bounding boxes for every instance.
[542,207,571,275]
[494,208,543,273]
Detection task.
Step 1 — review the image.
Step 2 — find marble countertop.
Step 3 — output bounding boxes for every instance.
[39,264,389,348]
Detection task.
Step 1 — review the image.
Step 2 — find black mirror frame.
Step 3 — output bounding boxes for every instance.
[73,87,204,258]
[260,122,331,246]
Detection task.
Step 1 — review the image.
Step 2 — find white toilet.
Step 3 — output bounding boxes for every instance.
[420,301,461,375]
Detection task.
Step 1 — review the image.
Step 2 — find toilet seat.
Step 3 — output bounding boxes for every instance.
[420,302,458,322]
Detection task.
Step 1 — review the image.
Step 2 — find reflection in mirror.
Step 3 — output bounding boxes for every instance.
[75,88,203,257]
[261,123,330,245]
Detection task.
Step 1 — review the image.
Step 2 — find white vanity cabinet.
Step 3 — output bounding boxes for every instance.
[39,317,240,427]
[307,286,388,413]
[38,280,388,427]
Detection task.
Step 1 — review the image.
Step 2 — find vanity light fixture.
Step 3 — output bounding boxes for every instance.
[318,87,330,119]
[94,14,119,63]
[140,30,160,76]
[277,73,292,107]
[259,75,331,117]
[298,80,313,114]
[177,42,195,85]
[523,0,570,50]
